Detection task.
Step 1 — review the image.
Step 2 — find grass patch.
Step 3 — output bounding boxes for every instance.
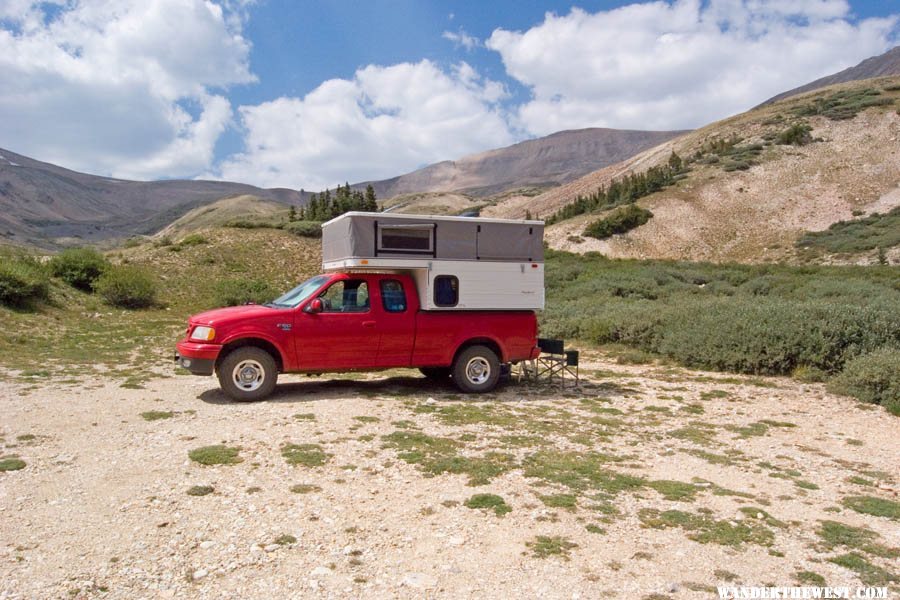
[818,521,898,558]
[464,493,512,516]
[381,430,514,485]
[282,443,330,467]
[289,484,322,494]
[140,410,174,421]
[842,496,900,520]
[523,450,638,495]
[638,508,775,547]
[353,415,380,423]
[538,493,578,509]
[188,445,242,466]
[828,553,897,586]
[526,536,578,560]
[293,413,316,421]
[647,480,698,502]
[274,534,297,545]
[186,485,214,496]
[795,571,826,586]
[0,456,26,471]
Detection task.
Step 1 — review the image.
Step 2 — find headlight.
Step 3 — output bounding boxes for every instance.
[190,326,216,341]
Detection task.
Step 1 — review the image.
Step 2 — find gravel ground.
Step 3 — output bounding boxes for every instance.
[1,355,898,599]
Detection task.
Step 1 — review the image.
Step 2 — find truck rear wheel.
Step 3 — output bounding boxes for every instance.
[419,367,451,381]
[452,345,500,393]
[217,347,278,402]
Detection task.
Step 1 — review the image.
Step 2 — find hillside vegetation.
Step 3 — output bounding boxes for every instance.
[1,228,898,414]
[485,77,900,265]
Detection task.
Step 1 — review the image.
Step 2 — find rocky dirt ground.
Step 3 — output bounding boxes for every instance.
[1,353,898,599]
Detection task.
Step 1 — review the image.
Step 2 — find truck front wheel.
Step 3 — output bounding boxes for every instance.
[452,345,500,393]
[217,347,278,402]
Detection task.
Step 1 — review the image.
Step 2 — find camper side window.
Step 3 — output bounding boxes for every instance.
[380,280,407,313]
[433,276,458,307]
[377,225,433,253]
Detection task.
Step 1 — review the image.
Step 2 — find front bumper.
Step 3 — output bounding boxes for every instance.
[175,340,221,376]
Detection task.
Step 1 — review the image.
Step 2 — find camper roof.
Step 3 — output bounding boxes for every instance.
[321,211,544,227]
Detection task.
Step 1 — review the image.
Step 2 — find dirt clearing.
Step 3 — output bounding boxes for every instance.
[1,354,898,599]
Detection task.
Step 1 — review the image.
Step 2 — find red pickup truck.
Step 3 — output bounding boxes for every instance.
[176,272,539,401]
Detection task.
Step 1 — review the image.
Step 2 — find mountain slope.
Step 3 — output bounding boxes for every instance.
[761,46,900,105]
[0,148,303,248]
[364,127,687,201]
[485,77,900,264]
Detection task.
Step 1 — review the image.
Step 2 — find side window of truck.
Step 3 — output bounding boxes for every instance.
[319,280,369,313]
[380,280,407,312]
[433,275,458,307]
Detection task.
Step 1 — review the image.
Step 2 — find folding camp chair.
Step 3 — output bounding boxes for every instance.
[536,338,580,388]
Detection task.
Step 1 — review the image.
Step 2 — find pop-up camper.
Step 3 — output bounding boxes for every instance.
[321,212,544,311]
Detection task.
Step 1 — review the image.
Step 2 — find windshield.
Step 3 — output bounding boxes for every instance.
[268,275,330,308]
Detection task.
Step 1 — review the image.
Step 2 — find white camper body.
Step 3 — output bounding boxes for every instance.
[321,212,545,311]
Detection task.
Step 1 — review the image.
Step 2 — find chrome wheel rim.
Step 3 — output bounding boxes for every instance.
[465,357,491,385]
[233,359,265,392]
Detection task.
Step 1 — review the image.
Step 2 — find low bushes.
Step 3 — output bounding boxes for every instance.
[542,251,900,414]
[0,254,50,307]
[93,266,157,309]
[49,247,109,290]
[214,277,276,307]
[584,205,653,240]
[828,348,900,416]
[283,220,322,238]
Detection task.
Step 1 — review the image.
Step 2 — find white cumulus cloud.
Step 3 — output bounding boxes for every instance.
[487,0,900,134]
[216,60,513,190]
[0,0,254,179]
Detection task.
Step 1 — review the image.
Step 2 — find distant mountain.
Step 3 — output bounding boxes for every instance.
[0,148,303,248]
[363,127,687,200]
[761,46,900,105]
[1,125,685,247]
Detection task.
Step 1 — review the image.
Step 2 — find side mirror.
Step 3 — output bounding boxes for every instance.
[305,298,323,314]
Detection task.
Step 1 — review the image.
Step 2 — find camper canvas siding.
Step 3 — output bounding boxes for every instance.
[321,212,544,263]
[320,212,545,311]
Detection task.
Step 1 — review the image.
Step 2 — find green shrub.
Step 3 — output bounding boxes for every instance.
[282,220,322,238]
[93,266,157,309]
[0,254,50,307]
[584,205,653,240]
[541,251,900,379]
[49,247,109,290]
[213,278,276,307]
[828,348,900,415]
[776,123,813,146]
[796,207,900,254]
[178,233,208,247]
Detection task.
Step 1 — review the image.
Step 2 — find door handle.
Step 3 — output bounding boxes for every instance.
[362,321,376,328]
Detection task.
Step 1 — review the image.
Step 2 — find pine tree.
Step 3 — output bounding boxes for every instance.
[288,206,297,222]
[365,185,378,211]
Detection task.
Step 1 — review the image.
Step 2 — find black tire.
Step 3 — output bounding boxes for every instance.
[419,367,451,381]
[217,347,278,402]
[451,345,500,393]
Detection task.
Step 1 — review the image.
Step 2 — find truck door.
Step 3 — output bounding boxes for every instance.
[296,277,379,370]
[374,278,415,367]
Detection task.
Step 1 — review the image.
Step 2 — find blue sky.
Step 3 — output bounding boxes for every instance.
[1,0,898,190]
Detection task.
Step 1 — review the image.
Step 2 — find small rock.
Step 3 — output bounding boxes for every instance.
[402,573,437,589]
[756,512,764,520]
[668,583,680,593]
[199,541,215,550]
[311,566,331,577]
[192,569,208,580]
[425,398,437,405]
[447,536,465,546]
[264,544,280,552]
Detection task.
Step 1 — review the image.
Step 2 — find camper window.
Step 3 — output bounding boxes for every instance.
[380,280,407,312]
[319,280,370,313]
[377,224,434,253]
[433,275,458,307]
